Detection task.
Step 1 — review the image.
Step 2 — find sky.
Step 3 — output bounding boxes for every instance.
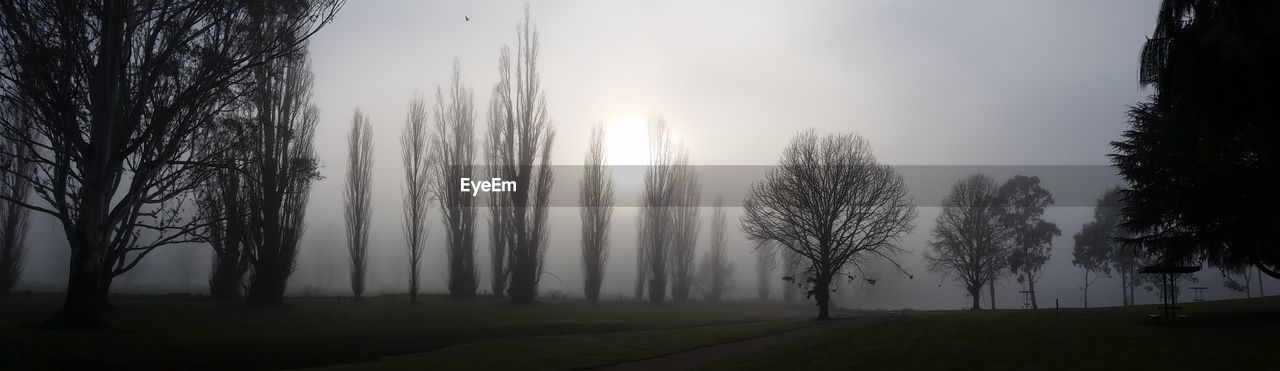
[21,0,1278,309]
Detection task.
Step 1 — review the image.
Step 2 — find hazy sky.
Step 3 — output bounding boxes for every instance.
[23,1,1274,309]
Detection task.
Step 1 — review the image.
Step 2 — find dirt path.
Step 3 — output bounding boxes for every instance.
[594,315,886,371]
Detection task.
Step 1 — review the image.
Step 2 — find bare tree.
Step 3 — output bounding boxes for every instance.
[0,0,341,328]
[925,174,1009,310]
[243,48,324,306]
[698,196,733,302]
[483,91,509,298]
[640,119,676,303]
[199,123,251,300]
[669,152,701,302]
[580,123,614,303]
[488,6,557,304]
[754,240,777,301]
[344,109,374,301]
[432,59,478,298]
[741,130,917,319]
[402,94,433,303]
[0,105,34,296]
[634,210,649,301]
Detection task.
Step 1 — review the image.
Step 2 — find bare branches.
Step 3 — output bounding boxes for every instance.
[199,123,250,300]
[490,5,556,304]
[669,149,700,302]
[640,118,676,303]
[740,130,916,319]
[580,123,613,303]
[401,93,432,303]
[243,46,322,306]
[924,174,1008,310]
[0,0,341,326]
[432,59,478,298]
[483,84,508,298]
[0,103,34,296]
[698,196,733,302]
[344,109,373,301]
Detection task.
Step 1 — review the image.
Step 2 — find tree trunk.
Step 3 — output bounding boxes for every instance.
[508,248,537,304]
[814,277,831,320]
[1082,270,1089,309]
[209,249,243,300]
[245,259,288,306]
[96,273,118,311]
[1260,267,1266,297]
[48,237,110,330]
[1119,271,1127,306]
[968,286,981,310]
[209,268,240,300]
[409,265,420,303]
[1027,268,1038,309]
[648,277,666,304]
[46,0,127,331]
[988,279,995,309]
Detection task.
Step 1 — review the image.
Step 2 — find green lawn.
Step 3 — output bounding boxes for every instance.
[0,293,817,369]
[701,296,1280,370]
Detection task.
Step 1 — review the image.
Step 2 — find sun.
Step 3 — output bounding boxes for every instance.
[603,117,651,166]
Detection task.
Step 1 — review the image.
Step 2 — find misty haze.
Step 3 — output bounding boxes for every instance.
[1,1,1277,369]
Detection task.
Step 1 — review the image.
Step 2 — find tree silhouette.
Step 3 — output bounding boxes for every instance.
[698,196,734,302]
[639,118,676,304]
[487,5,556,304]
[1113,1,1280,279]
[926,174,1008,310]
[432,59,478,298]
[483,94,509,298]
[997,175,1059,309]
[344,109,374,301]
[1072,221,1111,309]
[200,121,251,301]
[243,46,323,307]
[579,123,614,303]
[669,152,701,302]
[0,104,34,296]
[0,0,340,328]
[401,94,433,303]
[741,130,916,319]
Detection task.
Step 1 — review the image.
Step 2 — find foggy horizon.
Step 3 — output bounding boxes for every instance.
[12,0,1274,312]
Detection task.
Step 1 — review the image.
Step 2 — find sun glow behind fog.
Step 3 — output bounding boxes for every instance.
[604,117,651,166]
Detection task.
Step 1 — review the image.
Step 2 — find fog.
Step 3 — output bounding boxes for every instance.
[14,0,1279,310]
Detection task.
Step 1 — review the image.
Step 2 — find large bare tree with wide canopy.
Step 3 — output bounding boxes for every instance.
[0,0,341,329]
[740,130,916,319]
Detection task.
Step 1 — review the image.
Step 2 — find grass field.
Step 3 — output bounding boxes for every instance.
[0,293,819,369]
[704,296,1280,370]
[3,294,1279,369]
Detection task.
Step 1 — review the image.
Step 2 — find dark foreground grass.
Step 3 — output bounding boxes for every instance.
[316,319,810,370]
[0,293,815,369]
[701,296,1280,370]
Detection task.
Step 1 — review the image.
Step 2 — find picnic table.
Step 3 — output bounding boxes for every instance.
[1139,265,1200,322]
[1018,290,1034,309]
